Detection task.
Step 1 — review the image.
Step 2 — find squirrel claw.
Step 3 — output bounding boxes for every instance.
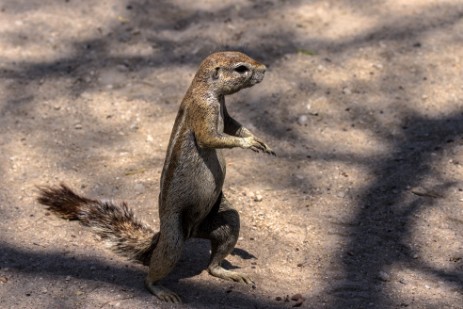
[208,266,255,286]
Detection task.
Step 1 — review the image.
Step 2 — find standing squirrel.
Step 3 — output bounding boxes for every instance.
[37,51,274,303]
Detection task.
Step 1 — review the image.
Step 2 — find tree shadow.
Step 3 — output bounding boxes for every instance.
[1,0,463,308]
[327,109,463,308]
[0,240,284,308]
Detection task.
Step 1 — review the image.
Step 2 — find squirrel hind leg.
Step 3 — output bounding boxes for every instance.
[205,208,255,285]
[36,183,93,220]
[145,215,185,302]
[195,194,255,285]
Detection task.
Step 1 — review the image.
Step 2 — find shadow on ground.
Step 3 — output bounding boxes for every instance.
[1,0,463,308]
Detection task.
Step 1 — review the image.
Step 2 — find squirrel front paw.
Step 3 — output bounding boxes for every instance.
[241,136,275,156]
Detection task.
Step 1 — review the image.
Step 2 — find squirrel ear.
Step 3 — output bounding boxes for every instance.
[212,67,220,80]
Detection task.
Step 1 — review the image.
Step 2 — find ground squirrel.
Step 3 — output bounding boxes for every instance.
[37,51,274,303]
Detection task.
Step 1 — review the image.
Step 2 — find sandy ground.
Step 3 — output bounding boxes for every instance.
[1,0,463,308]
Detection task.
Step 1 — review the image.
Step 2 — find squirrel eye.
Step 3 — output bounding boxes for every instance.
[234,65,250,74]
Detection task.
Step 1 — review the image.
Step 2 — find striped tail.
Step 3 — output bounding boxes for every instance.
[37,184,158,265]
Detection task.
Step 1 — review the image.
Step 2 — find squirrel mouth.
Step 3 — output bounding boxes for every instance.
[251,77,263,85]
[250,72,265,85]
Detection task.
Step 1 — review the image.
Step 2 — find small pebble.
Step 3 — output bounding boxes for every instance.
[342,87,352,95]
[291,293,306,307]
[399,302,410,307]
[291,294,303,301]
[297,115,308,126]
[378,271,391,282]
[80,91,92,99]
[254,194,263,202]
[74,123,83,130]
[134,183,145,193]
[116,64,129,72]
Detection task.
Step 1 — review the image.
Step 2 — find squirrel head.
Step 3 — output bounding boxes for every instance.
[196,51,266,95]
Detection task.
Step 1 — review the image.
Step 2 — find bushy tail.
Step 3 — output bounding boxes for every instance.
[37,184,158,265]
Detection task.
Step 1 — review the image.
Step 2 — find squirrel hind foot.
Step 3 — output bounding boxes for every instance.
[144,279,182,303]
[208,265,255,286]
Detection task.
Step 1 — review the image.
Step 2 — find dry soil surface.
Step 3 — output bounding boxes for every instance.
[1,1,463,308]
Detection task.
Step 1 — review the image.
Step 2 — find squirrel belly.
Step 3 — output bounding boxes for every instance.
[159,128,226,237]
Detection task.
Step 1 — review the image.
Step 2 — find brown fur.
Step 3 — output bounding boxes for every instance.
[38,184,156,265]
[37,51,274,303]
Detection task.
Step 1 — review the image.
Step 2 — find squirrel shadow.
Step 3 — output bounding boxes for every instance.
[0,242,283,308]
[171,239,257,279]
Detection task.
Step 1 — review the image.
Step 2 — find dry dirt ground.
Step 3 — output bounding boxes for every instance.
[1,0,463,308]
